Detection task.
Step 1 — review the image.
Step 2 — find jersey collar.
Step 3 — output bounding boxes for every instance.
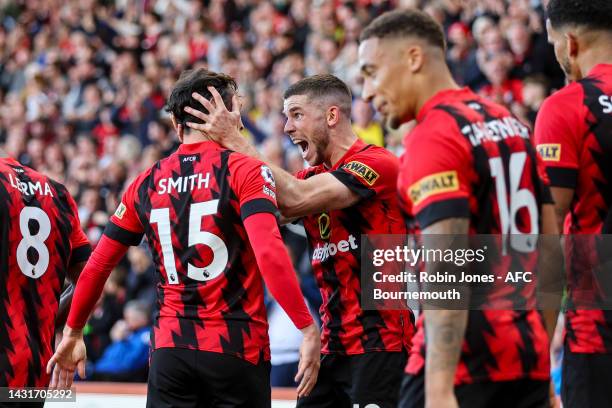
[177,140,221,154]
[416,87,475,123]
[588,63,612,77]
[330,138,367,170]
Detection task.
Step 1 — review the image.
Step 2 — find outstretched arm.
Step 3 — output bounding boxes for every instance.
[243,211,321,397]
[184,89,360,218]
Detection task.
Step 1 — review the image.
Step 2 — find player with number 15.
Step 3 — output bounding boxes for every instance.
[48,69,321,408]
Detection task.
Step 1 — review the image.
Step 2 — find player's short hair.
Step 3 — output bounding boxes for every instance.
[165,68,237,127]
[283,74,352,118]
[360,9,446,51]
[547,0,612,32]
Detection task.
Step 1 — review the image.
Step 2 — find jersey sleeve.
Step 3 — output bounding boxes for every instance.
[534,86,584,189]
[228,154,280,221]
[401,126,472,229]
[65,190,92,265]
[104,176,146,246]
[330,146,398,200]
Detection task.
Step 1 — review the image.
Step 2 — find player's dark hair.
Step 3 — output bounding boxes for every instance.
[547,0,612,31]
[165,68,237,127]
[360,8,446,51]
[283,74,352,117]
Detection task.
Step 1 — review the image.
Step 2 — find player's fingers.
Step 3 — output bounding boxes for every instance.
[65,368,75,389]
[46,355,56,375]
[57,367,68,389]
[185,122,209,132]
[77,359,86,379]
[300,365,318,397]
[208,87,227,110]
[49,365,60,388]
[191,92,216,113]
[231,94,240,114]
[294,359,305,383]
[184,106,209,122]
[296,367,312,397]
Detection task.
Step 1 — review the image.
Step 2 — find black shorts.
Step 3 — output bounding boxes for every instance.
[399,372,549,408]
[296,351,406,408]
[562,347,612,408]
[146,348,271,408]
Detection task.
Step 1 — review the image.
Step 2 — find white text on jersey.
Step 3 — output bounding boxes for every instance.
[312,234,358,262]
[157,172,210,194]
[461,116,530,147]
[8,174,54,197]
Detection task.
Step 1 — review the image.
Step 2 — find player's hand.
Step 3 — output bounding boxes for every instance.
[295,323,321,398]
[425,390,459,408]
[46,327,87,389]
[184,87,249,151]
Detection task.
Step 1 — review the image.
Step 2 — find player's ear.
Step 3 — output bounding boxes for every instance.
[171,114,184,143]
[406,44,424,73]
[565,32,579,60]
[326,106,340,127]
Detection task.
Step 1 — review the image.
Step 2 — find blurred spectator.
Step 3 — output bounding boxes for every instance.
[352,98,384,147]
[88,300,151,382]
[478,50,524,108]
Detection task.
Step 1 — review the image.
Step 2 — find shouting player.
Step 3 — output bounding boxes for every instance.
[359,9,562,408]
[47,69,320,408]
[186,75,413,408]
[535,1,612,406]
[0,149,91,396]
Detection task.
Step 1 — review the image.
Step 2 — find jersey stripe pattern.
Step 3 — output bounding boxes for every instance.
[398,88,551,384]
[297,139,413,355]
[535,64,612,353]
[0,157,90,386]
[105,141,279,364]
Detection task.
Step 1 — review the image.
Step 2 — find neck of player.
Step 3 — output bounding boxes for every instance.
[414,65,461,120]
[182,128,214,145]
[325,122,358,169]
[0,148,7,159]
[578,34,612,78]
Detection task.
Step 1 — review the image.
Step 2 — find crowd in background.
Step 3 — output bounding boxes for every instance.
[0,0,565,384]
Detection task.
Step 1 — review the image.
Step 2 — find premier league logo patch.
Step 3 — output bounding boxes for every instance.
[261,165,275,187]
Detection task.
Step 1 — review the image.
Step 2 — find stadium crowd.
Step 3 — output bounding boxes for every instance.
[0,0,565,384]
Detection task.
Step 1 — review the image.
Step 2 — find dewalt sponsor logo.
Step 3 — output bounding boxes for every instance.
[342,161,379,186]
[537,144,561,161]
[409,171,459,206]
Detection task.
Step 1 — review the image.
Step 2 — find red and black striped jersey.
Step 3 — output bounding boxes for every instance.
[297,139,413,355]
[105,141,280,364]
[535,63,612,353]
[397,88,551,384]
[0,157,90,387]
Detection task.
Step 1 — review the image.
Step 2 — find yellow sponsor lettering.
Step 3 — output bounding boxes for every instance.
[536,144,561,161]
[341,161,379,186]
[408,171,459,206]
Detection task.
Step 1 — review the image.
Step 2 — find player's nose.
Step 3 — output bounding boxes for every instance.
[361,78,375,103]
[284,119,295,135]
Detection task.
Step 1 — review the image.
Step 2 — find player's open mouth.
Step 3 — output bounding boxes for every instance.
[293,139,309,159]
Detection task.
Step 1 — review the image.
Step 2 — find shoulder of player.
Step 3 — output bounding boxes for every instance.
[544,82,584,107]
[346,143,398,166]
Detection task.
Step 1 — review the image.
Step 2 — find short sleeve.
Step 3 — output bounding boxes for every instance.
[65,189,91,265]
[534,86,584,189]
[105,176,146,246]
[229,154,280,221]
[401,127,472,229]
[331,146,398,200]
